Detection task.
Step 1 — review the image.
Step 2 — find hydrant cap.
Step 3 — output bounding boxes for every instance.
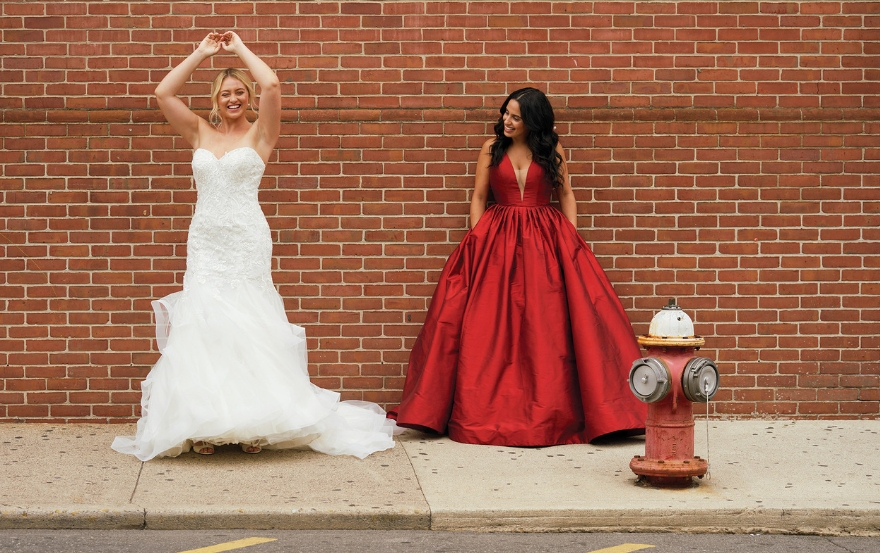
[638,298,705,347]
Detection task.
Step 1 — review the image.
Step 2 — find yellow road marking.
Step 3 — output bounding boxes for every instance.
[590,545,655,553]
[178,537,277,553]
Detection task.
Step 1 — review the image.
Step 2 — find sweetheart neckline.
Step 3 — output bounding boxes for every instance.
[194,147,265,167]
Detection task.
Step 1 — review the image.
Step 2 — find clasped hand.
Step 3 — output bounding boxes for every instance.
[198,31,242,56]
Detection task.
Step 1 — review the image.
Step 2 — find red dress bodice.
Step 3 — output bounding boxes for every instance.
[489,154,553,207]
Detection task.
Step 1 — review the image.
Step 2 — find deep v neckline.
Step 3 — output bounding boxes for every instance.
[505,153,533,200]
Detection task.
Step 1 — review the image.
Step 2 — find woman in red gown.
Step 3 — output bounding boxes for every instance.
[391,88,646,446]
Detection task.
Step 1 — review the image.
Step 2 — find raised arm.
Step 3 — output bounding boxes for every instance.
[470,139,495,229]
[220,32,281,159]
[155,33,223,148]
[554,142,577,227]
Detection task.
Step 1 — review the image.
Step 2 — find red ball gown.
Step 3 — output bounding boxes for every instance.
[390,154,647,446]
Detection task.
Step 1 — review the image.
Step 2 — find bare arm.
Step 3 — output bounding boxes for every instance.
[221,32,281,159]
[469,139,495,229]
[554,142,577,227]
[155,33,222,149]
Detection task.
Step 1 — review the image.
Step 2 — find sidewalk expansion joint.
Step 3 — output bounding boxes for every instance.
[402,440,433,529]
[129,461,144,504]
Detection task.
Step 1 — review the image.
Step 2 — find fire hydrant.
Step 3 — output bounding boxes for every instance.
[628,299,719,487]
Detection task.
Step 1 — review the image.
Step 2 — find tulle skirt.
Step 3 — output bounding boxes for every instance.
[111,279,397,461]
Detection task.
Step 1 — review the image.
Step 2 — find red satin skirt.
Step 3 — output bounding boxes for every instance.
[389,204,647,446]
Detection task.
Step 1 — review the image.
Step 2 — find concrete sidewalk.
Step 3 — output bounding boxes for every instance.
[1,420,878,535]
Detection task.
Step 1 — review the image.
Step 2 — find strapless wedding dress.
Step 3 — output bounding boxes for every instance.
[112,147,397,461]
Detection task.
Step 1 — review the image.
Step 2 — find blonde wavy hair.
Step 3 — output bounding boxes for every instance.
[209,68,257,126]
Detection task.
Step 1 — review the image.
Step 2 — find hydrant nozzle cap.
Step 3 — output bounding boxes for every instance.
[638,298,705,347]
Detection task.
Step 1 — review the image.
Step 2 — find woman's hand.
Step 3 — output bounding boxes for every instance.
[196,33,224,57]
[218,31,245,54]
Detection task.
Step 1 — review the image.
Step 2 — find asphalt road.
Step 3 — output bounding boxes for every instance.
[1,530,878,553]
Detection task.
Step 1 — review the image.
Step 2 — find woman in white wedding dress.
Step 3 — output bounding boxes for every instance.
[112,31,397,461]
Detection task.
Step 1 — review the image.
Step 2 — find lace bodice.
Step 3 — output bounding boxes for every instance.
[185,147,273,291]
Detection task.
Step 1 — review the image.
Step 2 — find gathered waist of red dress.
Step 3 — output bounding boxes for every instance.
[490,202,553,208]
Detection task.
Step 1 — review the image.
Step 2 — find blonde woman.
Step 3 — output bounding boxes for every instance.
[112,32,396,461]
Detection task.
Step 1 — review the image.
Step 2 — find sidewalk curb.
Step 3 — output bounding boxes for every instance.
[427,508,880,536]
[0,508,145,530]
[143,508,430,530]
[4,506,879,535]
[1,506,431,532]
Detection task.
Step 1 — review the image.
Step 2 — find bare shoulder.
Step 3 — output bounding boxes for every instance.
[476,137,497,161]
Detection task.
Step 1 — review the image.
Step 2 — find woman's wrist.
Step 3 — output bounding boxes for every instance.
[190,50,211,63]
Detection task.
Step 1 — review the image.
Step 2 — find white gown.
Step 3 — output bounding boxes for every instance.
[112,147,397,461]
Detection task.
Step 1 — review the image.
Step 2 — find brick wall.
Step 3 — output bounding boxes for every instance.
[1,1,878,422]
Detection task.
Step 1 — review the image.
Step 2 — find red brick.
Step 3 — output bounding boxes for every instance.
[799,402,840,415]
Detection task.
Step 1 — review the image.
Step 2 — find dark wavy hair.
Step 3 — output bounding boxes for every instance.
[490,87,564,187]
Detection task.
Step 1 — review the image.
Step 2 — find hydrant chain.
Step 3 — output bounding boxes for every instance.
[704,379,711,480]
